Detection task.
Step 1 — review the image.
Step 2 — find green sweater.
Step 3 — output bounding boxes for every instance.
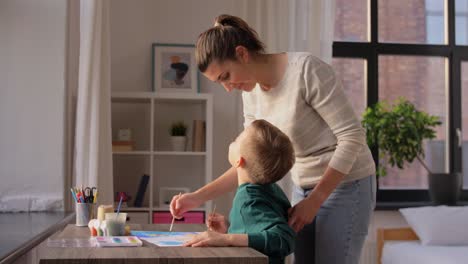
[228,183,296,264]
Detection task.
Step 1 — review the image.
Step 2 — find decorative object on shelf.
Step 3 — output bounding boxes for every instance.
[118,128,132,141]
[112,140,134,152]
[115,192,131,205]
[362,98,461,205]
[192,120,206,152]
[134,174,150,207]
[152,43,198,93]
[159,187,190,207]
[114,191,130,208]
[169,121,187,151]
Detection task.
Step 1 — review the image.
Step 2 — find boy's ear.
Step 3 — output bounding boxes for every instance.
[236,156,245,168]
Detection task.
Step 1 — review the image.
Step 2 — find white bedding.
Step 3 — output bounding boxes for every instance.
[382,241,468,264]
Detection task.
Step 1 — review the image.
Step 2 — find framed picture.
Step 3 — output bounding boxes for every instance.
[152,43,199,93]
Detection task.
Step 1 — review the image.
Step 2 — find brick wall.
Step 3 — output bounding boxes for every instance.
[333,0,452,188]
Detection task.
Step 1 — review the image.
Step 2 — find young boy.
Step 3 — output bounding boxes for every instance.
[183,119,296,264]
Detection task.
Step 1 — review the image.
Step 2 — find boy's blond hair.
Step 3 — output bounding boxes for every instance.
[241,119,295,184]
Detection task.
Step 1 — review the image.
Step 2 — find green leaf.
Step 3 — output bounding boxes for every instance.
[169,121,187,136]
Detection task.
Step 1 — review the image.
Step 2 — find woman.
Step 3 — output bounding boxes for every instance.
[170,14,376,264]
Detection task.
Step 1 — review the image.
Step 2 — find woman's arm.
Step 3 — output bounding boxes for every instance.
[170,166,238,218]
[287,57,369,232]
[195,166,238,201]
[302,56,367,177]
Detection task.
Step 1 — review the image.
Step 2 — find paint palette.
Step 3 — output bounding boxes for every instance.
[95,236,143,247]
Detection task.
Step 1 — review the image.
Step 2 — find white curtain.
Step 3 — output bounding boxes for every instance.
[234,0,335,63]
[74,0,113,204]
[233,0,336,198]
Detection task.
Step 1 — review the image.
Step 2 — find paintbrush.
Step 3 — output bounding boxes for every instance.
[169,192,182,232]
[208,204,217,231]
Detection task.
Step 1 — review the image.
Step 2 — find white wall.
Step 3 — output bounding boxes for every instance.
[109,0,241,216]
[0,0,66,211]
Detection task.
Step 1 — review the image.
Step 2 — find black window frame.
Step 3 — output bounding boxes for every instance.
[332,0,468,207]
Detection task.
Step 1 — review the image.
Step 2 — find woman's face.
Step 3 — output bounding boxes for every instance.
[203,59,257,92]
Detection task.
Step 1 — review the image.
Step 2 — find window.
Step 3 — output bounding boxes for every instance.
[333,0,468,204]
[331,58,367,116]
[456,0,468,44]
[379,0,446,44]
[334,0,369,42]
[379,55,447,189]
[462,61,468,188]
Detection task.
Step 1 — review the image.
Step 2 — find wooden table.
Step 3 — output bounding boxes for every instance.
[38,224,268,264]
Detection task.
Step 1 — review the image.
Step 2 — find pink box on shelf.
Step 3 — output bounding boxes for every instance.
[153,211,205,224]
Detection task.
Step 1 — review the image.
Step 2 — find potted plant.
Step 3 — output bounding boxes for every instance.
[169,121,187,151]
[362,98,461,205]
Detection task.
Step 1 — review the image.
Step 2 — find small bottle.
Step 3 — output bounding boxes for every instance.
[97,204,114,222]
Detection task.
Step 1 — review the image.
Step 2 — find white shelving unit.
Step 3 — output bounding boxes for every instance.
[111,91,213,224]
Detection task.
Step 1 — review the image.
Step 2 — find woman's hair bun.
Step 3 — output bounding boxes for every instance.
[214,14,244,29]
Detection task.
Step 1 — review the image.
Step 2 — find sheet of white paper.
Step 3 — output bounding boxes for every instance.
[131,231,200,247]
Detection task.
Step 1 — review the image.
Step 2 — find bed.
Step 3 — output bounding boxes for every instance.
[377,227,468,264]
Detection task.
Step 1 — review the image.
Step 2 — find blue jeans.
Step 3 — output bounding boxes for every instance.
[291,175,376,264]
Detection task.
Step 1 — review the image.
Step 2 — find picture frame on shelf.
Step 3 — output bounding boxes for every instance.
[152,43,199,93]
[117,128,132,141]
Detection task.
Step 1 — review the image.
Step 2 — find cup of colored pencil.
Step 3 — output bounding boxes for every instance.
[71,186,97,226]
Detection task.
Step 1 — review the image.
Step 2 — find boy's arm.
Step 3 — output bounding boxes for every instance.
[241,200,296,257]
[227,233,248,246]
[183,231,248,247]
[184,200,295,255]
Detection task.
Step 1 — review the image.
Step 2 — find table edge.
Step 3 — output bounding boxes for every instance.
[0,212,75,264]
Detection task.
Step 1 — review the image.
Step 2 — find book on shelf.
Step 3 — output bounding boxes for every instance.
[112,141,134,152]
[192,120,205,152]
[134,174,149,207]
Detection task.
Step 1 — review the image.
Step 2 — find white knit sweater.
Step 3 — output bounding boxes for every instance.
[242,52,375,188]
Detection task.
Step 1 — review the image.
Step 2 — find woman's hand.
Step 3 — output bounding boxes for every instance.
[170,192,204,219]
[288,195,321,233]
[289,167,346,232]
[183,230,230,247]
[207,213,229,233]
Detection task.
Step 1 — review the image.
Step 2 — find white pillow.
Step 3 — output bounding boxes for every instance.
[399,206,468,246]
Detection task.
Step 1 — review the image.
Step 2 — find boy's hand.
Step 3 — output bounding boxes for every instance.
[183,230,230,247]
[170,192,203,219]
[207,213,229,233]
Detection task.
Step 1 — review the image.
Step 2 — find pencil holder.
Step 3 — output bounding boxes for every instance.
[75,203,95,226]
